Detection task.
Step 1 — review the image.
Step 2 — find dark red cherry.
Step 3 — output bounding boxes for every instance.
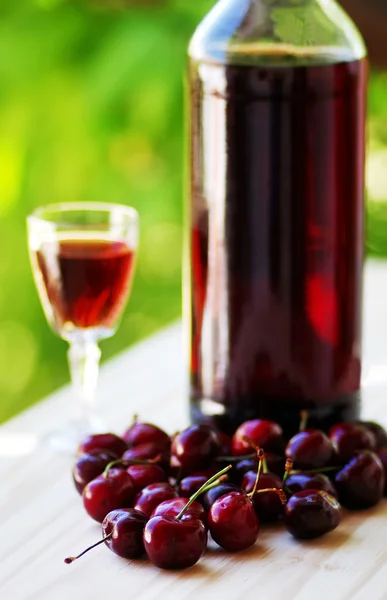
[234,457,258,484]
[171,425,221,472]
[122,443,170,471]
[143,514,207,570]
[264,452,286,477]
[123,419,170,450]
[284,490,341,539]
[285,429,336,470]
[72,451,117,494]
[231,419,283,456]
[335,451,385,509]
[64,508,148,564]
[78,433,127,458]
[360,422,387,449]
[216,431,232,456]
[134,482,178,517]
[151,497,207,528]
[102,508,148,558]
[285,473,337,498]
[329,422,376,462]
[241,471,284,523]
[82,468,135,523]
[202,483,244,512]
[178,475,208,498]
[208,492,260,552]
[127,464,167,494]
[376,447,387,495]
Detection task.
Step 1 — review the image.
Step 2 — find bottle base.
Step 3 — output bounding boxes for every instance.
[190,393,361,438]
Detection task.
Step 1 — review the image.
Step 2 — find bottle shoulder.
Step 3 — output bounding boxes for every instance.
[189,0,366,67]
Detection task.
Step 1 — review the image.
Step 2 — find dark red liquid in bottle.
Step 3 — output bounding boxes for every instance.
[189,58,366,436]
[36,238,135,331]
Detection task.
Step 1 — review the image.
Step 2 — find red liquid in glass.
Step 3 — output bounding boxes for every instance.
[189,58,366,436]
[36,238,135,331]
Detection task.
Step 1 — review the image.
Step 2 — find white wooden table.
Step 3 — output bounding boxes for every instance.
[1,260,387,600]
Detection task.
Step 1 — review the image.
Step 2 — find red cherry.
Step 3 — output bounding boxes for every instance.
[143,515,207,570]
[335,451,385,509]
[202,483,244,512]
[285,429,336,469]
[241,471,284,523]
[134,482,178,517]
[78,433,127,458]
[284,491,342,539]
[329,422,376,462]
[64,508,148,564]
[208,492,260,552]
[72,451,117,494]
[231,420,283,456]
[123,418,170,450]
[82,468,135,523]
[127,464,167,494]
[171,425,221,473]
[151,497,207,528]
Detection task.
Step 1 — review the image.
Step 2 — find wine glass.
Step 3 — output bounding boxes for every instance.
[27,202,139,452]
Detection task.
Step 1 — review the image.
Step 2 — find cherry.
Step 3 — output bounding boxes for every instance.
[202,483,244,512]
[144,515,207,570]
[178,475,208,498]
[127,464,167,494]
[73,451,117,494]
[121,443,170,471]
[78,433,127,458]
[334,451,385,509]
[241,471,285,523]
[234,457,258,484]
[329,422,376,462]
[285,473,337,498]
[171,425,221,472]
[231,419,283,456]
[134,482,178,517]
[123,417,170,450]
[216,431,232,456]
[376,447,387,495]
[284,490,342,539]
[285,430,336,470]
[360,422,387,449]
[64,508,148,563]
[151,498,207,528]
[142,465,230,569]
[82,468,135,523]
[264,452,286,477]
[208,492,260,552]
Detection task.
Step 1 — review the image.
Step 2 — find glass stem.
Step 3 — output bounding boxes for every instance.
[67,339,101,425]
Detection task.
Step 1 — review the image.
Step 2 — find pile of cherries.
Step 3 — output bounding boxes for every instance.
[66,415,387,570]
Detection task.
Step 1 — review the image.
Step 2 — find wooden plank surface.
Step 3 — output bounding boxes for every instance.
[1,260,387,600]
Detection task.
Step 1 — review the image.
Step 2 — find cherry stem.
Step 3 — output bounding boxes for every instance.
[64,532,113,564]
[247,448,264,499]
[175,465,232,520]
[299,410,308,432]
[257,487,288,506]
[283,458,293,484]
[262,454,269,474]
[215,453,255,463]
[103,457,161,478]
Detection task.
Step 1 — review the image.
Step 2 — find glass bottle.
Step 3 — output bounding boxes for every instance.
[186,0,367,436]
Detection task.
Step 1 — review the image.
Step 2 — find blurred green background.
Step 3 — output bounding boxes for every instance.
[0,0,386,424]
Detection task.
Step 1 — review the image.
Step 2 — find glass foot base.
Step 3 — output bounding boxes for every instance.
[43,415,104,454]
